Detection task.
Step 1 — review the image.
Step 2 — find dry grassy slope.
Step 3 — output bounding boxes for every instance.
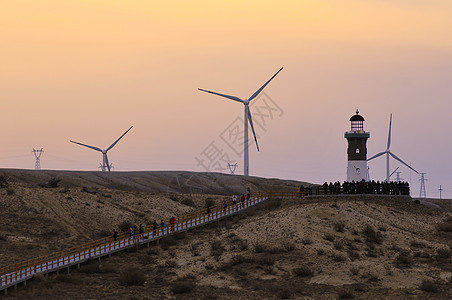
[7,195,452,300]
[0,182,229,267]
[0,169,310,195]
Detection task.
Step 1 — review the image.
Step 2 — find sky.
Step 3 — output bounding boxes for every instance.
[1,0,451,198]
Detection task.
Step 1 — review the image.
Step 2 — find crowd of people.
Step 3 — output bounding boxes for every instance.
[322,180,411,195]
[296,180,410,196]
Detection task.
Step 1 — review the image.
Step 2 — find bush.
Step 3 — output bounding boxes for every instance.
[205,198,216,208]
[395,250,413,267]
[316,249,326,256]
[6,188,14,195]
[362,225,383,244]
[210,240,224,257]
[334,221,346,233]
[171,281,194,294]
[436,248,451,260]
[282,240,296,252]
[118,221,134,233]
[119,267,146,286]
[181,198,195,207]
[334,240,344,250]
[324,234,335,242]
[256,255,275,266]
[437,221,452,232]
[419,280,438,293]
[254,242,269,253]
[80,264,100,274]
[338,291,355,299]
[350,266,359,276]
[333,253,347,262]
[293,266,313,277]
[302,238,312,245]
[263,198,282,210]
[410,240,427,249]
[348,250,360,261]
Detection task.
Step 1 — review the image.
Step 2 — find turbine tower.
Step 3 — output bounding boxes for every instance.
[70,126,133,172]
[198,67,283,176]
[368,114,418,182]
[32,148,44,170]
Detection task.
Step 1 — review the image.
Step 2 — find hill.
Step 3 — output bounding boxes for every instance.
[1,170,452,299]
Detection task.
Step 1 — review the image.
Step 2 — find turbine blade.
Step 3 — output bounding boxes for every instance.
[387,113,392,150]
[367,151,386,161]
[248,67,283,101]
[246,106,260,152]
[107,126,133,151]
[70,140,103,152]
[389,152,419,174]
[389,167,399,178]
[198,88,244,103]
[105,154,111,172]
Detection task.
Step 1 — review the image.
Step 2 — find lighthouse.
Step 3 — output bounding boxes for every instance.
[345,109,370,182]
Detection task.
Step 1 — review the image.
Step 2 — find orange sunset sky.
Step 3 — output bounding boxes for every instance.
[1,1,452,198]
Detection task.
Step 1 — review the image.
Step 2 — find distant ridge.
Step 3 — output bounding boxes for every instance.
[0,169,311,195]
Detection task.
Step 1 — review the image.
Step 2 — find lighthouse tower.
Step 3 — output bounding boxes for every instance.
[345,109,370,182]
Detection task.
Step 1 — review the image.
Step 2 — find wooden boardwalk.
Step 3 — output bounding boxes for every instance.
[1,192,297,295]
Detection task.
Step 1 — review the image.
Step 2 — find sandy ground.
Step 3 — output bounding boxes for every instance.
[1,171,452,299]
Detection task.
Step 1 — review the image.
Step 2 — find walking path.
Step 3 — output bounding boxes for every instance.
[0,192,291,294]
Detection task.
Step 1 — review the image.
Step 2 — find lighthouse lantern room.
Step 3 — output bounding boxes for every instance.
[345,109,370,182]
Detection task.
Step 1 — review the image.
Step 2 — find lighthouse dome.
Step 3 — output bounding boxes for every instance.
[349,113,365,122]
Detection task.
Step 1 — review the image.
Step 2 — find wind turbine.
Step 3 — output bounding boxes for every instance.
[198,67,283,176]
[367,114,418,182]
[70,126,133,172]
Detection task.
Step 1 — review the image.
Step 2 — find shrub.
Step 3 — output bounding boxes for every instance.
[362,225,383,244]
[395,250,413,267]
[419,280,438,293]
[282,240,296,252]
[338,291,355,299]
[6,188,14,195]
[436,248,452,260]
[316,248,326,256]
[333,253,347,262]
[0,234,7,241]
[348,250,360,261]
[334,221,346,233]
[205,198,216,208]
[165,260,178,268]
[210,240,224,257]
[181,198,195,207]
[293,266,313,277]
[254,242,269,253]
[119,267,146,286]
[256,255,275,266]
[350,266,359,276]
[80,264,100,274]
[118,221,134,233]
[436,220,452,232]
[171,281,194,294]
[301,238,312,245]
[324,234,335,242]
[334,240,344,250]
[263,198,282,210]
[410,240,427,249]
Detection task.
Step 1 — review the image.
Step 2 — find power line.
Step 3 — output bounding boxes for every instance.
[32,148,44,170]
[419,173,427,198]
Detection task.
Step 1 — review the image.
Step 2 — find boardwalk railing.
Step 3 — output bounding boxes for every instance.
[0,191,297,294]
